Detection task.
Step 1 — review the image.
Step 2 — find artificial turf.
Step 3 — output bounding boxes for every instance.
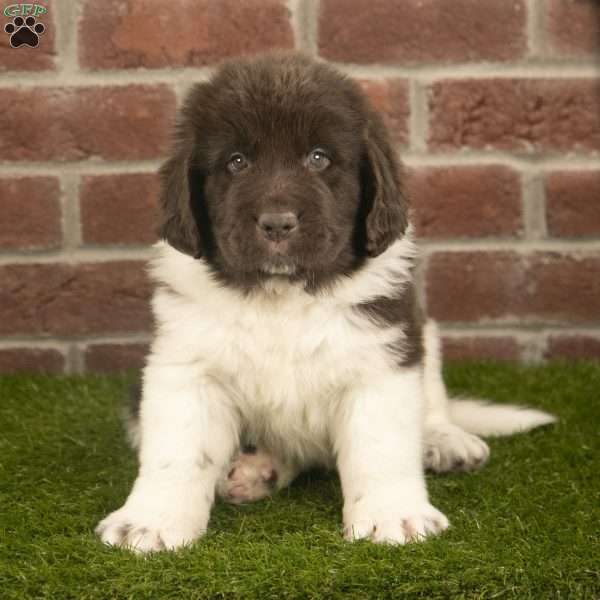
[0,362,598,599]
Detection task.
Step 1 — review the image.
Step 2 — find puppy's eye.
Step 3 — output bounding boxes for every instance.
[227,153,249,174]
[306,148,331,172]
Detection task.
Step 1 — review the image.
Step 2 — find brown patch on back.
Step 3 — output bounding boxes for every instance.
[355,282,424,367]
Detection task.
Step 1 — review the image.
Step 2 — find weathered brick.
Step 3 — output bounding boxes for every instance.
[359,79,409,144]
[0,86,176,161]
[0,347,65,373]
[80,174,160,245]
[442,336,520,361]
[0,177,62,249]
[408,166,522,238]
[545,0,600,57]
[0,5,55,71]
[426,252,600,323]
[319,0,526,64]
[85,343,149,373]
[79,0,294,70]
[545,335,600,360]
[545,171,600,237]
[428,79,600,153]
[0,262,152,336]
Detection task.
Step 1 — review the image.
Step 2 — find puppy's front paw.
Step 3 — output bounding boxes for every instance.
[424,423,490,473]
[96,505,208,553]
[344,495,449,544]
[96,486,211,553]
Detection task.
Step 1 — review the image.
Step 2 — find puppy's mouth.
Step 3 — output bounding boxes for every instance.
[261,261,296,275]
[260,241,297,276]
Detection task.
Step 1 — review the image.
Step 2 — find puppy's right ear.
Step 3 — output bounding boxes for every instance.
[158,81,214,258]
[158,140,204,258]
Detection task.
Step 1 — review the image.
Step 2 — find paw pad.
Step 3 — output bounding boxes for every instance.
[4,16,45,48]
[218,451,280,504]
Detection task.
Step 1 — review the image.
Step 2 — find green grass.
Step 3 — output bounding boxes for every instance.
[1,363,598,599]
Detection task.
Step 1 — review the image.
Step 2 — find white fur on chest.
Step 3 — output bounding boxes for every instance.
[147,231,417,462]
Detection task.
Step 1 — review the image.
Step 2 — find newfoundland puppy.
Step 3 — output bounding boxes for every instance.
[96,52,555,552]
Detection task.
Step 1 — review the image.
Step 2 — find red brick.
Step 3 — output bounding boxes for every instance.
[545,171,600,237]
[0,262,152,336]
[0,5,55,71]
[319,0,526,64]
[359,79,409,144]
[0,86,175,161]
[426,252,600,323]
[545,0,600,57]
[0,177,62,250]
[442,336,520,361]
[0,348,65,373]
[545,335,600,360]
[408,166,522,238]
[428,79,600,153]
[80,174,160,246]
[79,0,293,70]
[85,343,149,373]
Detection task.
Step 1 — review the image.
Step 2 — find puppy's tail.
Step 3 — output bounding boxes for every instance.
[447,398,557,437]
[423,321,557,437]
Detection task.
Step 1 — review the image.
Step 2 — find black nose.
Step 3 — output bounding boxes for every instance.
[257,211,298,241]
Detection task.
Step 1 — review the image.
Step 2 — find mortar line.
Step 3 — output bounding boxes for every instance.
[408,79,427,152]
[291,0,319,54]
[415,253,429,315]
[521,168,548,241]
[1,62,599,88]
[0,247,155,264]
[525,0,544,59]
[60,172,82,253]
[0,334,152,348]
[58,0,81,76]
[438,323,600,334]
[65,343,83,375]
[418,240,600,253]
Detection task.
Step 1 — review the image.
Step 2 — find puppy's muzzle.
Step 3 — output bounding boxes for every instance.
[257,211,298,242]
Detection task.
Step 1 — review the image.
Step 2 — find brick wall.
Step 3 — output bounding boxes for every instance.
[0,0,599,373]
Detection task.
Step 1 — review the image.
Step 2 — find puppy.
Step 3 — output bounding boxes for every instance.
[96,52,555,552]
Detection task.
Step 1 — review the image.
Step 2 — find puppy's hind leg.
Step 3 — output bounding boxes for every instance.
[422,321,490,473]
[217,448,299,504]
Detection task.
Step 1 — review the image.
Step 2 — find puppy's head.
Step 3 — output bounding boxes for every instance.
[159,52,408,291]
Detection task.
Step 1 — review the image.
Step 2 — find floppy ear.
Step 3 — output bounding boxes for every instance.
[360,112,409,257]
[157,140,205,259]
[158,82,214,258]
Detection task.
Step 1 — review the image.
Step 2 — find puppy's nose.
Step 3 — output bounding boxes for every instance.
[257,211,298,242]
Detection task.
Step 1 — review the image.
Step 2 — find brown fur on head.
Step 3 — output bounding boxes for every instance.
[158,51,408,292]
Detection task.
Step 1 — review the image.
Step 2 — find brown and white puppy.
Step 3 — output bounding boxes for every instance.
[96,52,555,552]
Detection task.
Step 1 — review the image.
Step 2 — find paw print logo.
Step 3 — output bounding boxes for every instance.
[4,16,45,48]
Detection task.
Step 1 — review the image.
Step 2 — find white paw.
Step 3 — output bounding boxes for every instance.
[96,484,211,553]
[96,505,208,553]
[424,423,490,473]
[344,495,449,544]
[217,450,279,504]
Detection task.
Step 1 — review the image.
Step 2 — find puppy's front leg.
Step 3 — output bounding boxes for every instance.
[96,365,239,553]
[333,368,449,544]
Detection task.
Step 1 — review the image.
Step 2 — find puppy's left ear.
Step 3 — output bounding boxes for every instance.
[361,112,409,257]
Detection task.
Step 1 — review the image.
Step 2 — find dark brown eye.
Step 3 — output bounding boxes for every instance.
[306,148,331,171]
[227,153,249,174]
